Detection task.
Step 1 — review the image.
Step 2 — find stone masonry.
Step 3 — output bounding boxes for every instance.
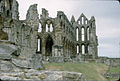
[0,0,98,68]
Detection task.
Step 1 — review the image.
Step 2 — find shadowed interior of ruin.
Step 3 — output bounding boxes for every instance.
[45,35,53,56]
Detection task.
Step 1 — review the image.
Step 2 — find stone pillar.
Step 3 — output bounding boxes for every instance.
[85,44,88,54]
[79,44,82,54]
[42,38,46,59]
[48,25,50,32]
[85,27,87,42]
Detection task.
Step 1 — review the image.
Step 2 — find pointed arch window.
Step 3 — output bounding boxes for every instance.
[38,23,42,32]
[50,24,53,32]
[46,24,48,32]
[77,45,79,54]
[81,27,85,41]
[76,28,79,41]
[82,45,85,54]
[37,38,42,53]
[78,21,80,24]
[82,17,84,24]
[37,39,41,52]
[85,20,88,24]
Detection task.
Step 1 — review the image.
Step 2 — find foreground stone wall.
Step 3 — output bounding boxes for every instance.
[96,57,120,67]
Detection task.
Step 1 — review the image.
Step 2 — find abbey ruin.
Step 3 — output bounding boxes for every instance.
[0,0,98,69]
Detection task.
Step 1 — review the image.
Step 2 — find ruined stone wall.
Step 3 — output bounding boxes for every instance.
[0,0,43,69]
[71,14,98,61]
[96,57,120,67]
[0,0,98,64]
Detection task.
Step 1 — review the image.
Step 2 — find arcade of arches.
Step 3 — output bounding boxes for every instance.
[36,9,98,61]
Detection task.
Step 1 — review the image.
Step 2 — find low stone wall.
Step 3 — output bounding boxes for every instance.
[96,57,120,67]
[0,69,85,81]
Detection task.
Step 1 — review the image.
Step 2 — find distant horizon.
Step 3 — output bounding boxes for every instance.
[17,0,120,58]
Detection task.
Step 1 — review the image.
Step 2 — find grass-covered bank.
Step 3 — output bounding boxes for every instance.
[44,62,109,81]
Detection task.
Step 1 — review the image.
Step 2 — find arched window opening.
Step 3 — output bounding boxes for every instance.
[76,28,79,41]
[81,28,85,41]
[78,21,80,24]
[46,24,48,32]
[50,24,53,32]
[82,17,84,24]
[77,45,79,54]
[38,23,42,32]
[37,38,41,52]
[87,28,89,41]
[82,45,85,54]
[85,20,88,24]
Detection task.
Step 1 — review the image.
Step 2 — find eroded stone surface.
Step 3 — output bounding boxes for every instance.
[0,70,85,81]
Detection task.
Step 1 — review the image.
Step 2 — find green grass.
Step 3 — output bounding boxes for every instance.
[109,67,120,73]
[44,62,109,81]
[105,66,120,80]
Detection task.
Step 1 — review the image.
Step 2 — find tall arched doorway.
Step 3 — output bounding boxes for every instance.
[45,35,53,56]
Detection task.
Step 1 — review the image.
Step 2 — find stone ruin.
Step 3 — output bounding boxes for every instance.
[0,0,98,69]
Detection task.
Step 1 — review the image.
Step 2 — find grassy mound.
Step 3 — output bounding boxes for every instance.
[44,62,109,81]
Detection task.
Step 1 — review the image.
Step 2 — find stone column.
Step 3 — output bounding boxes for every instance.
[42,38,46,60]
[85,27,87,42]
[79,44,82,55]
[48,25,50,32]
[42,23,46,33]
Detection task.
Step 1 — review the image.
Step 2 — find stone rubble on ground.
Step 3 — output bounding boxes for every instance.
[0,69,85,81]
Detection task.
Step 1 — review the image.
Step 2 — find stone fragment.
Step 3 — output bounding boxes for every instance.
[0,76,21,80]
[12,58,30,68]
[0,61,13,72]
[0,44,18,60]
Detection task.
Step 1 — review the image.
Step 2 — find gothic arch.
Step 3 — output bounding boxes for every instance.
[81,44,85,54]
[45,35,54,56]
[37,36,42,53]
[76,27,79,41]
[81,27,85,41]
[38,23,42,32]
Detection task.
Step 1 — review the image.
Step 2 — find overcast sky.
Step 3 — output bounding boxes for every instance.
[16,0,120,58]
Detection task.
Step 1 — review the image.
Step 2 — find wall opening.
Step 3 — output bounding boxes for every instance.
[38,23,42,32]
[82,45,85,54]
[50,24,53,32]
[85,20,88,24]
[77,45,79,54]
[78,21,80,24]
[45,35,53,56]
[7,10,9,17]
[82,17,84,24]
[37,38,42,53]
[46,24,48,32]
[81,28,85,41]
[76,28,79,41]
